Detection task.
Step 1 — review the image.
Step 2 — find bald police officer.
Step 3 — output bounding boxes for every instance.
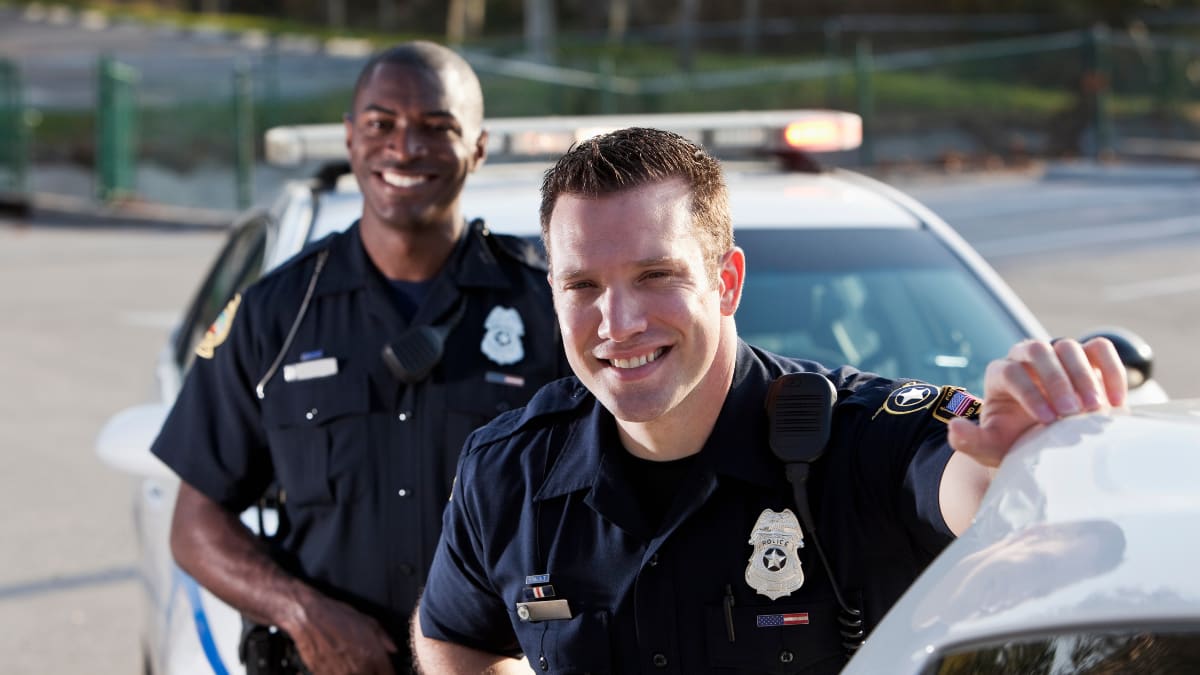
[412,127,1127,673]
[152,42,566,674]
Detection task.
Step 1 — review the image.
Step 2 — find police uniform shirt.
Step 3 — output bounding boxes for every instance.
[152,220,568,643]
[420,341,977,674]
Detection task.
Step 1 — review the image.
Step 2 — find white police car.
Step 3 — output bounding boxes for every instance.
[843,399,1200,674]
[96,110,1167,674]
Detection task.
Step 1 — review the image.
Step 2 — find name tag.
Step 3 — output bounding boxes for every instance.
[283,357,338,382]
[515,599,572,622]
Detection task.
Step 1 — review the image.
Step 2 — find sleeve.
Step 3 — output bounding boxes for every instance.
[419,448,522,657]
[830,374,965,558]
[150,293,273,511]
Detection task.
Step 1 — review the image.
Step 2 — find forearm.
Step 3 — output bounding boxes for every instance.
[411,603,527,675]
[169,481,316,632]
[938,450,995,536]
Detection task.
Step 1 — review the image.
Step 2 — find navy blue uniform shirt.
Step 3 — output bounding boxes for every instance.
[421,341,972,674]
[152,220,568,650]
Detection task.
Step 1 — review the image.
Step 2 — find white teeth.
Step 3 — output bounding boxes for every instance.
[381,171,427,188]
[611,348,664,369]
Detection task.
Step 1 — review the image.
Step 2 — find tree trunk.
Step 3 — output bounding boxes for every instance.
[607,0,629,45]
[524,0,556,64]
[326,0,345,29]
[466,0,486,40]
[677,0,699,73]
[378,0,397,31]
[740,0,760,55]
[447,0,466,45]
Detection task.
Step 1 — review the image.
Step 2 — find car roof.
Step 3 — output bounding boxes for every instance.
[844,400,1200,674]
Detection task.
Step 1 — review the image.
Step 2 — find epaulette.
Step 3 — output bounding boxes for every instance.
[464,377,588,450]
[476,219,548,273]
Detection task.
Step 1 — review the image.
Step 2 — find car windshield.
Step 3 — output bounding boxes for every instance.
[735,228,1026,394]
[929,630,1200,674]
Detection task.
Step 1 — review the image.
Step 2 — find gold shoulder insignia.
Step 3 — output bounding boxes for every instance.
[875,382,939,418]
[195,294,242,360]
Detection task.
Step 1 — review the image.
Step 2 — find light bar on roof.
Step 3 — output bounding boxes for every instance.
[263,110,863,167]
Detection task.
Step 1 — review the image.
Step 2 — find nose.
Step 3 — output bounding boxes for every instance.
[597,286,647,343]
[386,124,426,160]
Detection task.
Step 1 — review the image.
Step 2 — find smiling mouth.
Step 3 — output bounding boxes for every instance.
[379,170,431,188]
[609,347,667,370]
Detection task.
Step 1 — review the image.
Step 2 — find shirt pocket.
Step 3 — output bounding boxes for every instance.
[510,609,613,675]
[705,600,846,674]
[261,368,370,507]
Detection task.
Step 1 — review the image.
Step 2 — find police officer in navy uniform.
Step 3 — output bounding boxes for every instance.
[412,128,1129,674]
[151,42,566,674]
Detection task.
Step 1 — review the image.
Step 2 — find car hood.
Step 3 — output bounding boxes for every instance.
[844,401,1200,674]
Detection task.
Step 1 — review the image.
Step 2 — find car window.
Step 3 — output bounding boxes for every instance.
[173,212,269,371]
[735,228,1027,394]
[929,630,1200,673]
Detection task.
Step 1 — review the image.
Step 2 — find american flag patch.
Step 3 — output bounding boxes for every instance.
[756,612,810,627]
[486,371,526,387]
[932,386,982,422]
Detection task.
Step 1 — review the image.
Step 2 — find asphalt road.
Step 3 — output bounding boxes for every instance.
[0,165,1197,675]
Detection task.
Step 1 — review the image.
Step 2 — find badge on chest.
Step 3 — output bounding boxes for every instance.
[745,508,806,600]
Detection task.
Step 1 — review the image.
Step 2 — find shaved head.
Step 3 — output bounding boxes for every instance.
[350,41,484,140]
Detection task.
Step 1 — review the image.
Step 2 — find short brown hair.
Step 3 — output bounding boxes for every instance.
[539,127,732,279]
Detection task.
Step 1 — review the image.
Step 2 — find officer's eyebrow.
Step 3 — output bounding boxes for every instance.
[553,256,682,282]
[359,103,458,121]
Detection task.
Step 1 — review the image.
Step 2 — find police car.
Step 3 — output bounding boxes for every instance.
[95,110,1167,674]
[842,399,1200,674]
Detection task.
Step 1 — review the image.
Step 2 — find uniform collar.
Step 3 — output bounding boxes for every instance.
[535,340,781,503]
[313,219,515,298]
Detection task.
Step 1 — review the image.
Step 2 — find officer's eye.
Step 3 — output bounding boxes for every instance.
[362,118,393,135]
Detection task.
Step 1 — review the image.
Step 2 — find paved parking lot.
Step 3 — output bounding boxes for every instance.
[0,215,223,674]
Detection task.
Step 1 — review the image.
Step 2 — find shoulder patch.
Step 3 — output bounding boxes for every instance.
[195,294,241,359]
[876,382,940,418]
[931,386,982,423]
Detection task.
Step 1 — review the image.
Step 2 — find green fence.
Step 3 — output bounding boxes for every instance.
[96,56,138,202]
[0,58,29,207]
[17,25,1200,212]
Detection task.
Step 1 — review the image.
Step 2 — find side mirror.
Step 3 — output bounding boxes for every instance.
[1079,327,1153,389]
[95,403,176,480]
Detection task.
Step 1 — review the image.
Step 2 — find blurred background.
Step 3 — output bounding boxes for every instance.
[5,0,1200,215]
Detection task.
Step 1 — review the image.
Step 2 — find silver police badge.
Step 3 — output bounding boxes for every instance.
[745,508,806,600]
[481,306,525,366]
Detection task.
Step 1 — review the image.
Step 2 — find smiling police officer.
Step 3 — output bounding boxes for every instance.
[151,42,566,674]
[411,128,1129,674]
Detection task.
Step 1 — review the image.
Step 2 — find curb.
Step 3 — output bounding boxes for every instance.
[7,191,236,230]
[1043,159,1200,183]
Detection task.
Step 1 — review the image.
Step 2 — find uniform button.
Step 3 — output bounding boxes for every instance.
[398,411,409,421]
[648,554,659,567]
[397,488,409,497]
[779,650,795,664]
[398,563,414,576]
[538,655,549,671]
[305,408,317,420]
[652,653,668,668]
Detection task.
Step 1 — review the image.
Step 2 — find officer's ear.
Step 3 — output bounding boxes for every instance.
[718,247,745,316]
[469,128,488,173]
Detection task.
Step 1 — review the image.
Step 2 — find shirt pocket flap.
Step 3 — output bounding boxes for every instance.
[261,364,369,429]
